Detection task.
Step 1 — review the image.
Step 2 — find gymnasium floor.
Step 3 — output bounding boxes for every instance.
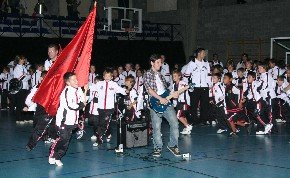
[1,110,290,178]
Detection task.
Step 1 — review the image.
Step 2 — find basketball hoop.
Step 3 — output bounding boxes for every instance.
[125,28,136,39]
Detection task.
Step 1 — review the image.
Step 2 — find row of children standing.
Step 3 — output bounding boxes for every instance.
[206,54,290,136]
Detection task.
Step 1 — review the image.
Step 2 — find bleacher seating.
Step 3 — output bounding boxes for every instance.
[0,13,181,41]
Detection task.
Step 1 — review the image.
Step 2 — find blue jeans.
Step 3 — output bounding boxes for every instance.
[149,106,179,149]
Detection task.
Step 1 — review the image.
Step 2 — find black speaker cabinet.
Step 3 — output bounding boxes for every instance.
[117,121,148,148]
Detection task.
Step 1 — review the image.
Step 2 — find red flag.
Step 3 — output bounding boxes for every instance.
[33,5,97,116]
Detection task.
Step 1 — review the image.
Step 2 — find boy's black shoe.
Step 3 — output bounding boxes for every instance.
[167,146,181,157]
[26,145,32,151]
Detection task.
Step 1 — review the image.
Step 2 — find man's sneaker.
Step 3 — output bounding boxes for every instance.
[48,157,56,164]
[276,118,283,123]
[93,142,99,147]
[256,131,265,135]
[264,123,273,134]
[152,148,161,157]
[91,135,97,140]
[167,146,181,157]
[236,129,240,133]
[217,129,227,134]
[180,129,191,135]
[55,160,63,166]
[106,134,112,142]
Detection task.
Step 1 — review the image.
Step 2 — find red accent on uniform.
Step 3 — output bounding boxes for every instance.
[104,82,109,109]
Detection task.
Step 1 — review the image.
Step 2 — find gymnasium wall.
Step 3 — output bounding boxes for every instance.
[196,0,290,63]
[134,0,199,61]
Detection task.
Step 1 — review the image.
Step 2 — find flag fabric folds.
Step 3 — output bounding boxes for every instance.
[33,5,97,116]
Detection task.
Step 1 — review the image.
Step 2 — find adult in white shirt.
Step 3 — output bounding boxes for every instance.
[44,44,59,71]
[184,48,211,125]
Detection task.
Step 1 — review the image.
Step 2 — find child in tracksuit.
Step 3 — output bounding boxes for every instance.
[209,73,229,134]
[233,68,246,90]
[92,69,127,147]
[223,73,248,136]
[48,72,87,166]
[122,75,138,123]
[275,77,290,123]
[25,71,57,151]
[256,62,275,134]
[171,70,192,135]
[89,75,102,140]
[243,70,273,135]
[272,76,289,123]
[0,66,12,110]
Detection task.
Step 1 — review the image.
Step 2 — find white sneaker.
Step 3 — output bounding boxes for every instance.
[106,134,112,142]
[48,157,55,164]
[180,128,187,133]
[236,129,240,133]
[45,138,55,144]
[276,119,283,123]
[217,129,227,134]
[55,160,63,166]
[28,120,33,124]
[264,123,273,134]
[115,144,123,153]
[187,125,193,131]
[16,121,20,124]
[212,121,217,125]
[256,131,265,135]
[91,135,97,140]
[19,121,25,124]
[180,129,191,135]
[93,142,99,147]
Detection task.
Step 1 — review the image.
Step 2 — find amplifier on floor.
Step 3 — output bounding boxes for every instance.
[117,121,148,148]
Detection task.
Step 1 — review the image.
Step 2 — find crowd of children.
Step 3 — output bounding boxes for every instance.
[0,45,290,166]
